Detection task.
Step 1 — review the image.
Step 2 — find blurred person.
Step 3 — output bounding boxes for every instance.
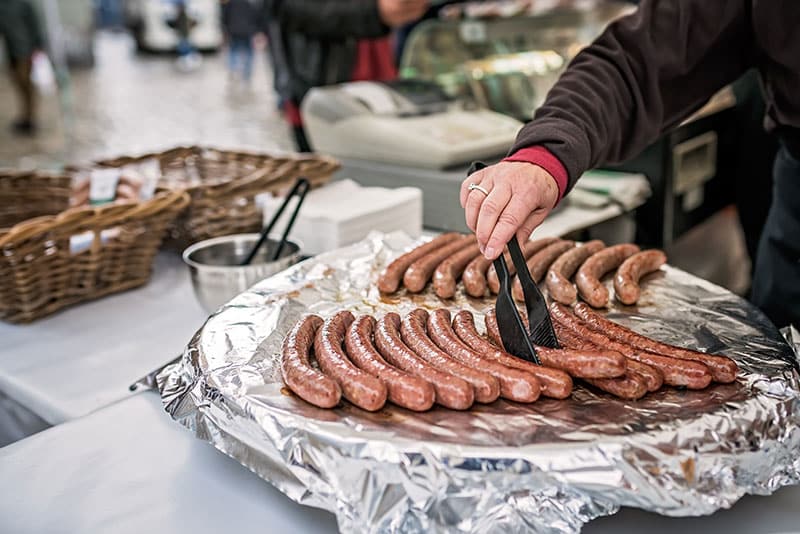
[222,0,262,84]
[262,0,429,152]
[168,0,201,70]
[461,0,800,328]
[0,0,44,135]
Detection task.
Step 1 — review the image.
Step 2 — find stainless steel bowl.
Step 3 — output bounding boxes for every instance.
[183,234,301,313]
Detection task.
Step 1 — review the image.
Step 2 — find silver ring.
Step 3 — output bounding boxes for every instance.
[468,183,489,197]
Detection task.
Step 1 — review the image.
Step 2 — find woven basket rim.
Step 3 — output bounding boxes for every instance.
[0,190,190,247]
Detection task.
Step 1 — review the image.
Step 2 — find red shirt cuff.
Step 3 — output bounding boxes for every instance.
[503,146,568,206]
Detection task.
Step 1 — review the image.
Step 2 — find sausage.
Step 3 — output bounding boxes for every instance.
[584,375,648,400]
[457,310,574,399]
[482,308,625,379]
[374,313,474,410]
[546,240,606,305]
[427,309,540,402]
[462,255,493,298]
[555,324,663,392]
[573,303,737,383]
[575,244,641,308]
[401,309,500,403]
[314,311,388,411]
[404,235,476,293]
[613,249,667,305]
[281,314,342,408]
[512,240,576,302]
[549,303,712,389]
[432,241,482,299]
[623,359,665,392]
[377,232,461,294]
[487,237,559,294]
[345,315,436,411]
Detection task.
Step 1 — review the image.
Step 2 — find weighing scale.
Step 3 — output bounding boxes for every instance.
[301,79,523,169]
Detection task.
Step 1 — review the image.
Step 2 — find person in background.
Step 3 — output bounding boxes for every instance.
[0,0,44,135]
[461,0,800,328]
[262,0,429,152]
[222,0,262,85]
[169,0,201,70]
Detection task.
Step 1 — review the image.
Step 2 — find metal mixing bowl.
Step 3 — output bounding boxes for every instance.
[183,233,301,313]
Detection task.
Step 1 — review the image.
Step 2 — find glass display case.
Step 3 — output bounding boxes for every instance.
[399,0,634,120]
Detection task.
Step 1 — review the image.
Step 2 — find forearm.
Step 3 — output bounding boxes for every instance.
[511,0,755,192]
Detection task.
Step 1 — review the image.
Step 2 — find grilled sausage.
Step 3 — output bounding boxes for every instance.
[345,315,436,411]
[314,311,388,411]
[462,255,493,298]
[555,324,663,392]
[584,375,648,400]
[456,310,574,399]
[575,244,641,308]
[281,314,342,408]
[401,309,500,403]
[481,308,625,378]
[432,241,482,299]
[404,235,476,293]
[546,240,606,305]
[427,309,540,402]
[549,303,712,389]
[374,313,474,410]
[613,249,668,305]
[487,237,559,294]
[377,232,461,294]
[573,303,737,383]
[512,240,575,301]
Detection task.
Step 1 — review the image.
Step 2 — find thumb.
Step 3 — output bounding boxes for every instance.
[516,209,550,243]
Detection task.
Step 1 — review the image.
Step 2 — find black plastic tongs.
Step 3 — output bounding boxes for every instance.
[467,162,560,364]
[240,177,310,265]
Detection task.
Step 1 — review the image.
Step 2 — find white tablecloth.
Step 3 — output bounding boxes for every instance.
[0,252,208,430]
[1,392,798,534]
[0,393,338,534]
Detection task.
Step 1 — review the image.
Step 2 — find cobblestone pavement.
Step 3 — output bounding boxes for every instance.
[0,31,293,170]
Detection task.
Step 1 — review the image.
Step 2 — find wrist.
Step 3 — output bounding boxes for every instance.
[503,146,568,207]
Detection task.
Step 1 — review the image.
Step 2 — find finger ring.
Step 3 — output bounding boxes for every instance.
[468,183,489,197]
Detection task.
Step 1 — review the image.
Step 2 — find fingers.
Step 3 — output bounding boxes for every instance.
[475,181,511,250]
[464,174,493,232]
[482,194,533,259]
[460,168,486,208]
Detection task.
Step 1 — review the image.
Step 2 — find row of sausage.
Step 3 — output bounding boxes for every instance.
[280,305,737,412]
[377,233,667,307]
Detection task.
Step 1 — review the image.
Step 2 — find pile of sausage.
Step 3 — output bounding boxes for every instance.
[280,304,738,412]
[377,233,668,307]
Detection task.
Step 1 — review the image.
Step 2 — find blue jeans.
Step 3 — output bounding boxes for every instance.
[228,36,253,81]
[750,145,800,328]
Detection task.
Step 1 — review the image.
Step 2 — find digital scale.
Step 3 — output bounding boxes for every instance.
[301,80,523,169]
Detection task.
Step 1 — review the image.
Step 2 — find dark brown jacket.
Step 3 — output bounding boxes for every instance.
[511,0,800,190]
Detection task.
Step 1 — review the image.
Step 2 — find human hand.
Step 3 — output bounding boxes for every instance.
[460,161,559,260]
[378,0,429,27]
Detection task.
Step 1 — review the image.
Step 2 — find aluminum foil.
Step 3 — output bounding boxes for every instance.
[158,232,800,533]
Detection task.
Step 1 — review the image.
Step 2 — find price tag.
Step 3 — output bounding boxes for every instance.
[459,21,487,43]
[89,168,121,205]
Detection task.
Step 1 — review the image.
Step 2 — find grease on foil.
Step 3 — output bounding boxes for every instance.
[158,232,800,533]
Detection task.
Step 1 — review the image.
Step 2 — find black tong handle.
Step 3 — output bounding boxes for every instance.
[241,177,310,266]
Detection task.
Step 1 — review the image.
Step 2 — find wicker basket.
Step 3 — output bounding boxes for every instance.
[91,146,340,249]
[0,171,190,323]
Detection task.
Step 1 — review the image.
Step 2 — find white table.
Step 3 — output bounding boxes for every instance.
[0,252,208,444]
[1,391,798,534]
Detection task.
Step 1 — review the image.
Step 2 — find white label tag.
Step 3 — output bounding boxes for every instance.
[138,158,161,200]
[682,185,704,212]
[89,168,120,205]
[460,21,487,43]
